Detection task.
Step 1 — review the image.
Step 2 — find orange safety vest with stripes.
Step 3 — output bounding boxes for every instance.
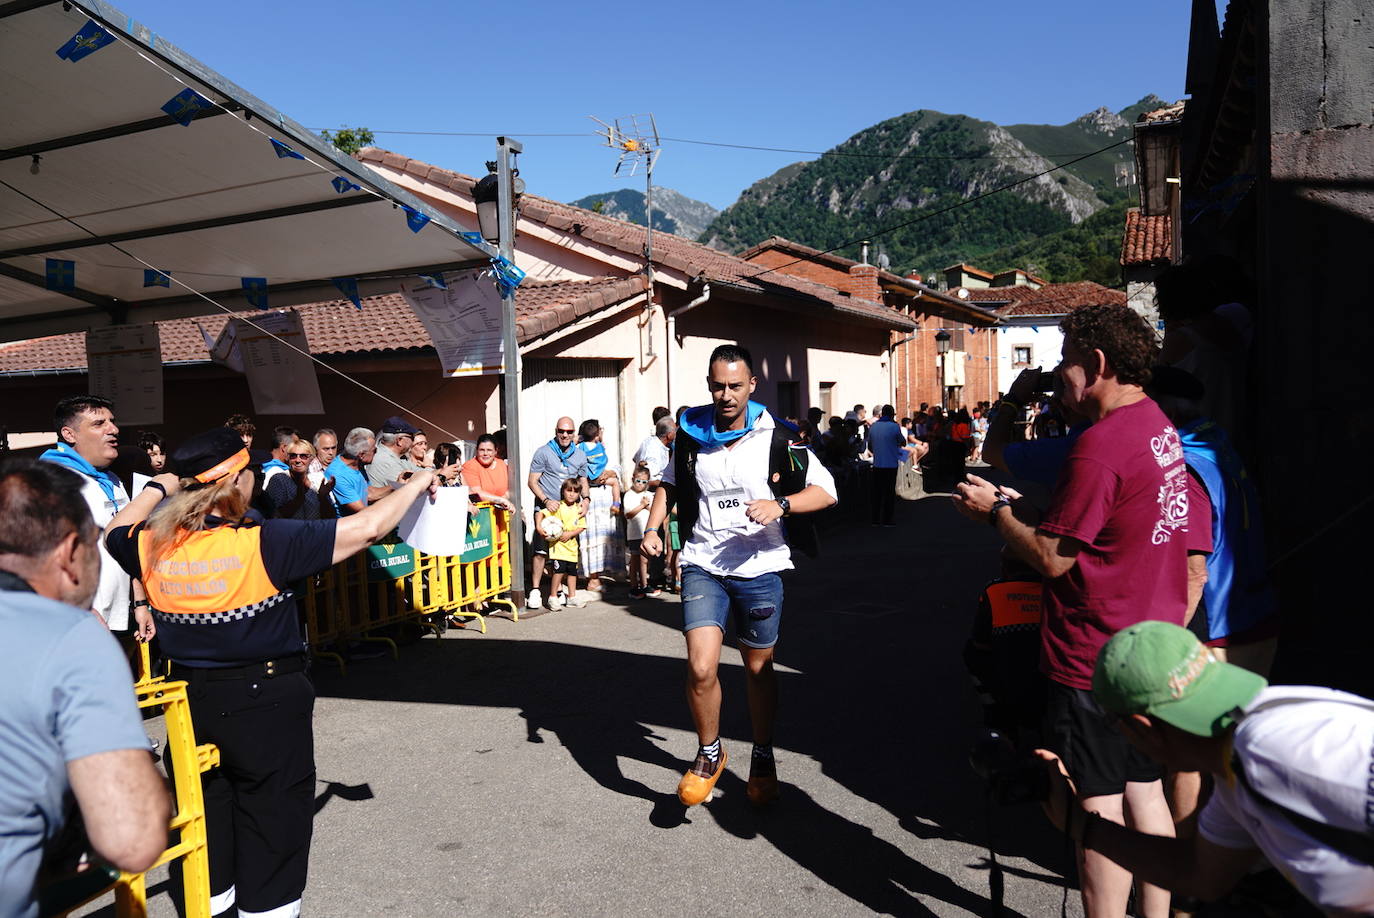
[983,581,1042,635]
[135,523,301,666]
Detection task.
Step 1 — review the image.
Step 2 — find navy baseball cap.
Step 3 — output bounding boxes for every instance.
[379,416,420,436]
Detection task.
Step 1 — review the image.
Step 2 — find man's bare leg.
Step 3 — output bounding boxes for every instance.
[684,626,724,744]
[1124,779,1175,918]
[1078,793,1133,918]
[741,646,777,745]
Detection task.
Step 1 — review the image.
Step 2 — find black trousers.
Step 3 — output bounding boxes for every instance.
[176,669,315,916]
[870,466,898,524]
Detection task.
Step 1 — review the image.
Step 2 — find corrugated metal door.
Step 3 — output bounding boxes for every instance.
[519,359,624,491]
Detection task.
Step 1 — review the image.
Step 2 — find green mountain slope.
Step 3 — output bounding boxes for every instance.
[700,96,1162,283]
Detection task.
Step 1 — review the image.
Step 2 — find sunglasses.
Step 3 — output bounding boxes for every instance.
[556,428,575,434]
[288,452,312,459]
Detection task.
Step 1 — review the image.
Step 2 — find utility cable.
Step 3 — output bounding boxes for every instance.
[0,177,465,442]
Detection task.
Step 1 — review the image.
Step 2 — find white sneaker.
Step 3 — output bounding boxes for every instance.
[570,591,587,608]
[526,588,542,610]
[550,594,566,609]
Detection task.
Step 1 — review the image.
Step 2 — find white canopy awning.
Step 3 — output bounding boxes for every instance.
[0,0,494,344]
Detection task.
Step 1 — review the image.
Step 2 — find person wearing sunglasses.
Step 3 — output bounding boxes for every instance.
[265,438,335,520]
[526,417,589,610]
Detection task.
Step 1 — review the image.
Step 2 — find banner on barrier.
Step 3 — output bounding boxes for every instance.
[366,539,416,581]
[458,506,495,563]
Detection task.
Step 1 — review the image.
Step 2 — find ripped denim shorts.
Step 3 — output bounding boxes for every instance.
[679,563,783,649]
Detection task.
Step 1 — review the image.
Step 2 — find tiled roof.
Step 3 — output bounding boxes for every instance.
[355,149,916,331]
[1138,101,1186,124]
[956,281,1127,318]
[942,263,995,280]
[1120,209,1173,266]
[735,236,993,325]
[0,276,645,374]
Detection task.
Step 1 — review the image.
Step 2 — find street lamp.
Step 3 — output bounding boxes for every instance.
[473,160,525,244]
[935,330,951,410]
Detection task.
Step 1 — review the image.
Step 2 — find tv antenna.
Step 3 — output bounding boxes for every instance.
[591,114,663,333]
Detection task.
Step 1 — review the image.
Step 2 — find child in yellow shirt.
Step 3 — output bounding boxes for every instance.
[547,478,587,608]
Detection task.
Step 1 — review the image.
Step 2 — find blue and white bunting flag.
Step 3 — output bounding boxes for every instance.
[418,274,447,290]
[331,176,361,194]
[45,259,75,291]
[459,231,487,247]
[143,269,171,288]
[332,277,362,309]
[56,20,114,62]
[269,138,304,160]
[402,206,430,233]
[161,88,213,126]
[490,255,525,298]
[241,277,268,309]
[1030,326,1039,333]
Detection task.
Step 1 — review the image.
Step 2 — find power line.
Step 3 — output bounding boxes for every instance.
[738,136,1136,283]
[317,128,1132,161]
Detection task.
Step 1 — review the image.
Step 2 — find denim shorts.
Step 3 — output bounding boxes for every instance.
[680,563,783,649]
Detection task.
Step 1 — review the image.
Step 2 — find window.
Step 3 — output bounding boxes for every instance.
[1013,345,1033,366]
[951,327,966,351]
[818,382,835,418]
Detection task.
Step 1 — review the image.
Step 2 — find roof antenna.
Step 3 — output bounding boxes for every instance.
[591,114,662,349]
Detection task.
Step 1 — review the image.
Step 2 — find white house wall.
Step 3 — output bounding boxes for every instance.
[997,323,1065,389]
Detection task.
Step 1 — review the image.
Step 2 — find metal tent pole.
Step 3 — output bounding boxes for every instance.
[497,136,526,608]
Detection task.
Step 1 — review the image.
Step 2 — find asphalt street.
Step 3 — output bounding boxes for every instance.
[84,477,1086,917]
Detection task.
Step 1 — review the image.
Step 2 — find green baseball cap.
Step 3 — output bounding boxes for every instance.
[1093,621,1267,737]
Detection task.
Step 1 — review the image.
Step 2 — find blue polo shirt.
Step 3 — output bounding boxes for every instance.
[325,456,368,510]
[528,442,588,504]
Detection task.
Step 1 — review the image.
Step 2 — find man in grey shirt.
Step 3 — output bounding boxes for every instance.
[525,416,589,609]
[366,416,420,488]
[0,458,167,918]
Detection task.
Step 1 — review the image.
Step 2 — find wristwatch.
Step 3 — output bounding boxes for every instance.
[989,492,1012,527]
[776,496,791,517]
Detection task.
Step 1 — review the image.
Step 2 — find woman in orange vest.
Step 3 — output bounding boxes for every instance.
[104,427,438,918]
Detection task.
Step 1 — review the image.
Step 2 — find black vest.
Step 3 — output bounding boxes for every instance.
[671,418,819,559]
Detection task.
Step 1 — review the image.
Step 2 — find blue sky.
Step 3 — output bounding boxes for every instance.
[112,0,1192,211]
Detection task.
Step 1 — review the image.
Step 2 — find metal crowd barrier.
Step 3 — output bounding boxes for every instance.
[303,503,516,672]
[49,645,218,918]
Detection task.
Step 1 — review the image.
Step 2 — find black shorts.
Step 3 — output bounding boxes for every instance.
[1043,680,1163,798]
[531,527,549,556]
[548,558,577,575]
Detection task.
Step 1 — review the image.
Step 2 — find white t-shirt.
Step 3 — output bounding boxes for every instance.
[623,489,653,540]
[1198,685,1374,914]
[663,412,836,578]
[76,474,132,630]
[633,435,670,483]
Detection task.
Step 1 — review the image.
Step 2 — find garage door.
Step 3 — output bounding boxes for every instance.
[519,359,625,493]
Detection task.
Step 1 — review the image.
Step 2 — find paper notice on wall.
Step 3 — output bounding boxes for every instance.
[401,269,504,377]
[206,319,244,373]
[396,486,470,556]
[86,324,163,424]
[237,310,324,415]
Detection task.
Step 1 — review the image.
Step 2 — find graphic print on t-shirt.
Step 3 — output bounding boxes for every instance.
[1151,425,1189,545]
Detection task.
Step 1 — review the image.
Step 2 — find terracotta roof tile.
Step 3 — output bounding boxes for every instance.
[957,281,1126,318]
[1139,101,1186,124]
[355,149,916,331]
[1120,209,1173,266]
[0,277,647,374]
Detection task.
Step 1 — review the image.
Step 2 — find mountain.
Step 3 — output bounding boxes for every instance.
[568,187,720,242]
[699,96,1165,283]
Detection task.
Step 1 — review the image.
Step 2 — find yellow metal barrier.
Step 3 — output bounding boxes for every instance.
[53,663,219,918]
[302,503,516,655]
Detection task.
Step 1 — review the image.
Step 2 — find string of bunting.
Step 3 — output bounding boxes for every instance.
[40,11,529,309]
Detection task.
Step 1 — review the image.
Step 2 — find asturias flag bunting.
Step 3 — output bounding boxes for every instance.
[270,138,304,160]
[143,269,171,288]
[331,176,361,194]
[403,206,430,233]
[161,88,213,126]
[45,260,75,291]
[56,20,115,62]
[241,277,268,309]
[332,277,362,310]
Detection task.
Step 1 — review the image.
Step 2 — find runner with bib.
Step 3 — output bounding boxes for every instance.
[641,344,837,807]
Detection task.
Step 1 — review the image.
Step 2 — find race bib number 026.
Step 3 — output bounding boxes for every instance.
[706,487,749,531]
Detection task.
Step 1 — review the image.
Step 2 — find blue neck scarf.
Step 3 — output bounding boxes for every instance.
[547,438,577,462]
[39,442,121,503]
[678,401,767,448]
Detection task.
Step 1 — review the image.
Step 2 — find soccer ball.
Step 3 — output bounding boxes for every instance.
[539,515,564,540]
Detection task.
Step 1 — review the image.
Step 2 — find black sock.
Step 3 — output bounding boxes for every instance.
[699,738,721,763]
[752,742,774,762]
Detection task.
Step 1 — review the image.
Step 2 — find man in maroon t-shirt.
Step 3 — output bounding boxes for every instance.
[954,304,1187,918]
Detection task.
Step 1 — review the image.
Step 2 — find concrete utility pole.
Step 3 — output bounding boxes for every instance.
[497,136,526,607]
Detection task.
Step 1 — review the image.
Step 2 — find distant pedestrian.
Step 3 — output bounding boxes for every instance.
[865,405,906,526]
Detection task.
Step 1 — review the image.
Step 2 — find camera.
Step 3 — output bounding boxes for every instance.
[968,728,1050,806]
[1032,368,1057,394]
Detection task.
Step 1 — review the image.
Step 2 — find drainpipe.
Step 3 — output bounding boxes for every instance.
[666,282,711,410]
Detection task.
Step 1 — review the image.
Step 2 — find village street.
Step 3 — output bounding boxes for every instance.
[89,482,1089,918]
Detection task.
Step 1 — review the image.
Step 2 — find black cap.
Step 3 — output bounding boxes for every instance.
[379,416,420,436]
[172,427,250,483]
